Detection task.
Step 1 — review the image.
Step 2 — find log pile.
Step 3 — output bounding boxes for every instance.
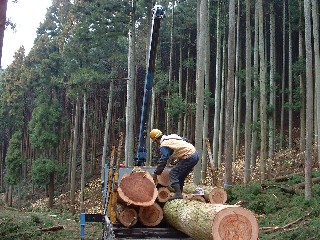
[115,168,259,239]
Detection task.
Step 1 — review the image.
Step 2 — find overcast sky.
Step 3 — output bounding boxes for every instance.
[2,0,52,68]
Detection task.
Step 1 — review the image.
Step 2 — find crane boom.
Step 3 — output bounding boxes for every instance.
[136,5,165,166]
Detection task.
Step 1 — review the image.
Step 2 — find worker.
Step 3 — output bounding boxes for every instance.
[150,129,199,200]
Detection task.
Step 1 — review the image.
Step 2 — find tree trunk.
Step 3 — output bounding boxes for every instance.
[299,0,306,153]
[157,187,171,203]
[101,80,114,180]
[138,202,163,227]
[233,0,240,162]
[116,203,138,227]
[288,8,293,150]
[80,93,87,212]
[269,1,276,157]
[183,183,227,204]
[70,96,80,214]
[258,0,267,183]
[312,0,320,166]
[126,0,136,167]
[251,2,259,167]
[224,0,236,187]
[201,0,210,182]
[212,1,222,170]
[244,0,252,185]
[48,172,54,208]
[280,0,286,150]
[118,170,158,207]
[304,0,314,200]
[194,0,207,184]
[163,200,259,240]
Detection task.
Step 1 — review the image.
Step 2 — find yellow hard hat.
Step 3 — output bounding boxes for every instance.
[150,129,163,141]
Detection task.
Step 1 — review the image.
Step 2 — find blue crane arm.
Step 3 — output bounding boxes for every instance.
[136,5,165,166]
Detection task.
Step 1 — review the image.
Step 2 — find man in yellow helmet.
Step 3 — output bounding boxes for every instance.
[150,129,199,200]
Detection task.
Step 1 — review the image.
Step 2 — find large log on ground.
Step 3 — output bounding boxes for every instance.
[116,203,138,227]
[163,199,259,240]
[183,183,228,204]
[138,202,163,227]
[118,171,158,206]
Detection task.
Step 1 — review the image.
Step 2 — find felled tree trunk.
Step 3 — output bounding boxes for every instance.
[183,183,228,204]
[116,203,138,227]
[163,200,259,240]
[138,202,163,227]
[187,195,206,202]
[118,171,158,206]
[157,187,171,203]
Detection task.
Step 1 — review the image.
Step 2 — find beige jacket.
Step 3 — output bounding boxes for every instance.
[160,134,196,161]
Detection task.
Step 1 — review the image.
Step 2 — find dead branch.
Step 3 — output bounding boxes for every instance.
[260,210,312,233]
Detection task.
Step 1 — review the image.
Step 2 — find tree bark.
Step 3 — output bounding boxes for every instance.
[80,93,87,212]
[304,0,313,200]
[70,96,80,214]
[244,0,252,185]
[126,0,136,167]
[224,0,236,187]
[163,200,259,240]
[101,80,114,181]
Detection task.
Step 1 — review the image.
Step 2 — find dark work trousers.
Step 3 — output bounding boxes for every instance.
[169,151,199,189]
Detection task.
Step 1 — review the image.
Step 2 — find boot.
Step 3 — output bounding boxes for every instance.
[169,184,183,200]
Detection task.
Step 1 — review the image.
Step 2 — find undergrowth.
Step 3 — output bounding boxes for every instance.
[226,171,320,240]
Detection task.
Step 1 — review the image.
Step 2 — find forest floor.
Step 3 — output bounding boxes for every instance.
[1,142,320,240]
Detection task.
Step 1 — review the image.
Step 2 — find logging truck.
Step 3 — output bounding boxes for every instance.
[80,4,259,240]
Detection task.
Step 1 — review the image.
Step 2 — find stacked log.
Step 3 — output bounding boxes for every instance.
[163,199,259,240]
[116,204,138,227]
[115,169,259,240]
[117,171,158,206]
[138,202,163,226]
[183,183,228,204]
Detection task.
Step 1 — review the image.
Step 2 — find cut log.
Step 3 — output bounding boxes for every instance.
[138,202,163,227]
[157,187,171,203]
[183,183,227,204]
[163,200,259,240]
[187,195,206,202]
[293,176,320,189]
[157,168,172,187]
[116,203,138,227]
[118,171,158,207]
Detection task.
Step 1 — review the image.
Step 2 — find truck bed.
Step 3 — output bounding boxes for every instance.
[113,224,192,239]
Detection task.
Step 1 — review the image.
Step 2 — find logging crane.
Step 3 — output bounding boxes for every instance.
[80,5,190,240]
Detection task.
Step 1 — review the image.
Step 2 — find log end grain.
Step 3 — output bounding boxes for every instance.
[212,205,259,240]
[118,171,158,206]
[138,202,163,227]
[157,187,171,202]
[208,187,228,204]
[116,204,138,227]
[163,200,259,240]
